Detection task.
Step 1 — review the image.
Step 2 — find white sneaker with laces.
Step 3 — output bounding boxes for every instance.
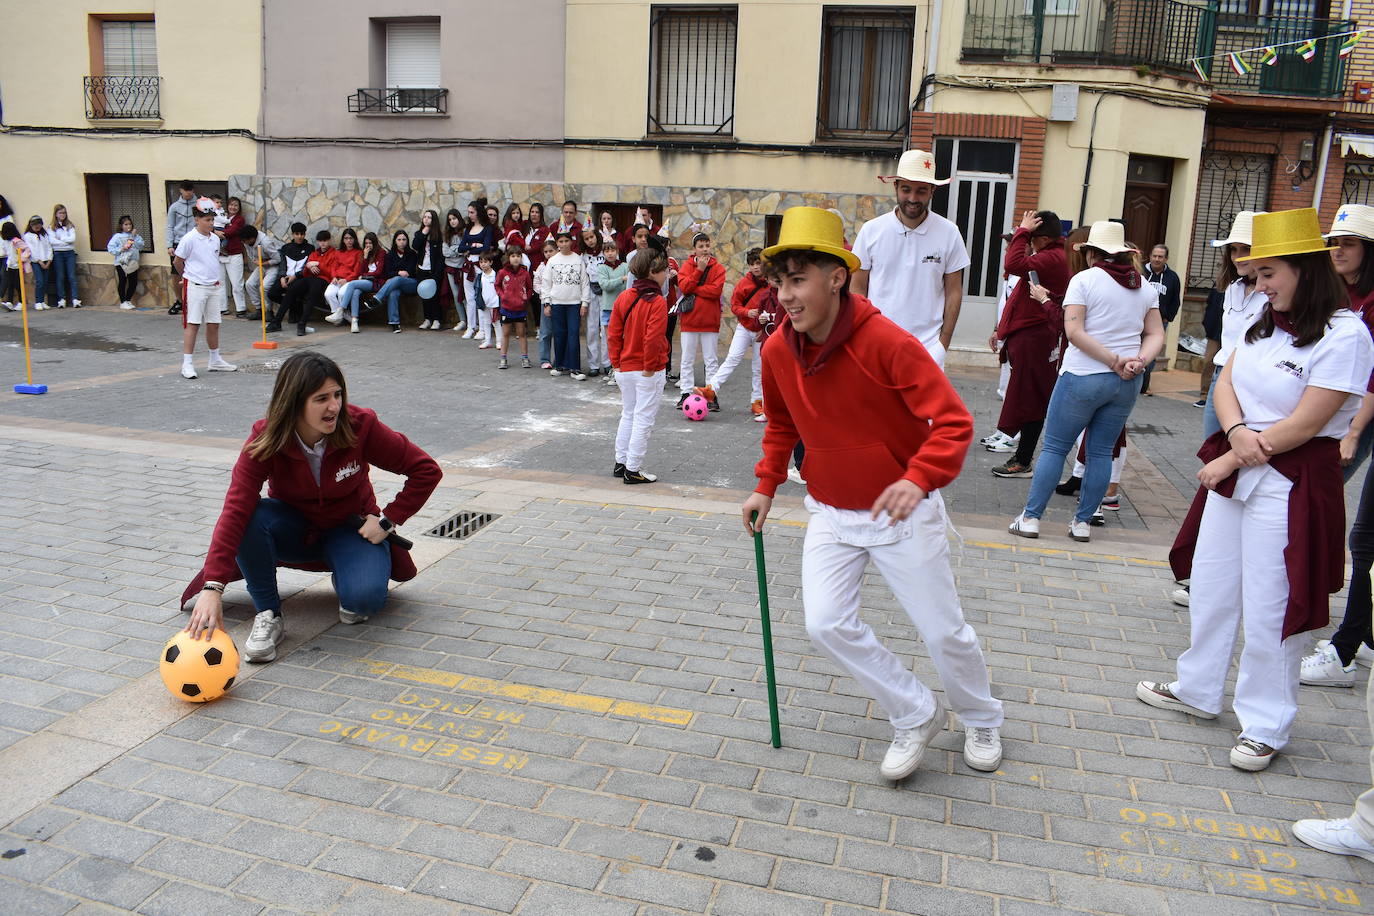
[1230,738,1276,771]
[1135,681,1217,718]
[180,364,198,379]
[1299,643,1356,687]
[1292,817,1374,863]
[1313,638,1374,668]
[570,371,588,380]
[461,328,476,339]
[419,319,432,330]
[963,726,1002,771]
[339,607,365,625]
[325,310,344,325]
[57,299,67,308]
[880,698,945,780]
[351,317,360,333]
[244,610,284,663]
[72,298,82,307]
[985,438,1017,453]
[1008,513,1039,538]
[207,358,237,372]
[787,467,806,485]
[120,301,135,310]
[1171,586,1190,607]
[1069,520,1091,542]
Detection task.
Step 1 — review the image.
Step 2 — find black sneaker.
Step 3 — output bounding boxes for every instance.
[265,322,282,333]
[707,396,720,413]
[1192,398,1206,408]
[991,459,1034,479]
[168,303,183,315]
[675,392,690,409]
[1055,475,1082,496]
[391,325,402,334]
[613,462,626,478]
[623,469,657,485]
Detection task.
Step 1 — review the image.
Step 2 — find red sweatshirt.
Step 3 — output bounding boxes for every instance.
[222,213,246,256]
[997,229,1070,339]
[180,406,442,604]
[755,294,973,508]
[496,265,533,313]
[329,248,364,283]
[302,245,332,281]
[677,255,726,332]
[730,272,774,333]
[608,282,670,372]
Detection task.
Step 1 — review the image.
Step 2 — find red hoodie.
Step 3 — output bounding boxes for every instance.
[496,265,533,313]
[222,213,246,256]
[677,255,726,332]
[755,294,972,508]
[730,272,774,334]
[329,248,364,283]
[179,405,442,604]
[608,281,670,372]
[996,229,1070,339]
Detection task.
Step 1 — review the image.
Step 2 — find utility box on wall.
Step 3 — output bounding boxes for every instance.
[1050,84,1079,121]
[1355,81,1373,103]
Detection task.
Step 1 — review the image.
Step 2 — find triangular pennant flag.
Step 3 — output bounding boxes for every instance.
[1229,52,1252,76]
[1191,58,1209,82]
[1297,39,1318,61]
[1339,34,1361,58]
[1258,47,1278,67]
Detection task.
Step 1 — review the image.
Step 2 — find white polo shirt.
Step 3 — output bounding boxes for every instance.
[174,228,223,286]
[852,209,971,352]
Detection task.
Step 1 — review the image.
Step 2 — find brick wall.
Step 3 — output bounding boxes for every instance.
[909,112,1046,214]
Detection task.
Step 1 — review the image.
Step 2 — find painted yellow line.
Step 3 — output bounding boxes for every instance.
[355,660,694,726]
[963,539,1169,568]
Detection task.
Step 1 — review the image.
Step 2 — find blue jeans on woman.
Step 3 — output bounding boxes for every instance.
[549,303,583,372]
[1022,370,1143,524]
[30,262,48,305]
[236,498,391,617]
[538,305,553,365]
[339,279,375,318]
[51,249,77,304]
[376,275,419,326]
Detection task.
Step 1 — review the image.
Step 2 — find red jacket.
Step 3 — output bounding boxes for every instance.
[755,294,972,508]
[180,406,442,604]
[525,225,552,271]
[496,265,533,312]
[222,213,246,256]
[997,229,1070,339]
[329,248,364,283]
[731,272,774,333]
[608,282,670,372]
[677,255,726,332]
[302,245,332,281]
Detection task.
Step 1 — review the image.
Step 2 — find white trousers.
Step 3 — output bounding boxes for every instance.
[586,308,608,371]
[615,370,665,471]
[245,266,277,308]
[678,330,720,393]
[801,494,1004,731]
[1072,434,1126,484]
[708,324,762,401]
[997,363,1010,400]
[323,281,345,315]
[1355,672,1374,843]
[478,306,504,347]
[463,266,480,330]
[1173,467,1304,749]
[219,253,247,313]
[918,335,948,371]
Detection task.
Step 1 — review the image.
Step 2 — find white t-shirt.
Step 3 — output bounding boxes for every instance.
[1059,266,1159,376]
[174,229,223,285]
[851,209,970,351]
[1231,309,1374,439]
[1215,278,1268,367]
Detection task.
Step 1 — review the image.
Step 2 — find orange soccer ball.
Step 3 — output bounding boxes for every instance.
[159,629,240,702]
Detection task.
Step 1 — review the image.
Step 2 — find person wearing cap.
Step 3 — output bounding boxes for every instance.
[742,206,1005,782]
[675,231,727,407]
[1008,220,1164,543]
[1145,208,1374,772]
[851,149,970,367]
[1200,212,1268,440]
[173,198,238,379]
[987,210,1070,480]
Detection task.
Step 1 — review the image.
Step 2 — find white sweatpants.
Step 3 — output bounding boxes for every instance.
[463,265,479,330]
[615,370,665,471]
[801,494,1004,731]
[678,330,720,393]
[479,307,504,346]
[219,253,247,313]
[997,363,1010,400]
[1172,466,1304,749]
[323,282,344,315]
[708,324,762,401]
[586,309,608,371]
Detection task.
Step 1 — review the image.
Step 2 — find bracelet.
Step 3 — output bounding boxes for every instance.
[202,583,224,594]
[1224,422,1247,439]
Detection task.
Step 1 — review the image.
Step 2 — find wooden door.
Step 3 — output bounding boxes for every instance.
[1122,185,1169,253]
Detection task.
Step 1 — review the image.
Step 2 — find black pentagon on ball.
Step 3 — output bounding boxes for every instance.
[181,683,202,697]
[164,644,181,664]
[204,647,223,666]
[224,676,235,690]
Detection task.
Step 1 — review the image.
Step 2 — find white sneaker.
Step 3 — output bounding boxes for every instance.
[244,610,284,663]
[207,358,237,372]
[478,342,492,349]
[1313,638,1374,667]
[350,317,360,333]
[57,299,67,308]
[570,371,588,380]
[34,303,47,310]
[1134,681,1217,718]
[72,299,82,307]
[1230,738,1276,771]
[787,467,806,485]
[549,369,564,377]
[963,726,1002,772]
[120,301,135,310]
[454,322,468,332]
[985,438,1018,453]
[1171,586,1190,607]
[1300,643,1356,687]
[339,607,365,625]
[880,697,945,780]
[1069,520,1091,542]
[461,328,476,339]
[180,364,197,380]
[325,310,344,325]
[1292,817,1374,863]
[1008,513,1039,538]
[419,319,432,330]
[754,412,767,423]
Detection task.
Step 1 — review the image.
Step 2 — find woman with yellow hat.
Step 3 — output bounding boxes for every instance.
[1142,208,1374,771]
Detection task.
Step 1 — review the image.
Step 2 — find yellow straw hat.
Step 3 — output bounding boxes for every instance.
[762,206,860,271]
[1236,208,1336,261]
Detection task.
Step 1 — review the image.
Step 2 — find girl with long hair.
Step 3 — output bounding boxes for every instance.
[219,197,248,317]
[22,214,52,309]
[49,204,80,307]
[441,208,467,331]
[524,202,551,272]
[1145,208,1374,773]
[502,203,526,239]
[457,199,497,338]
[375,230,419,333]
[106,214,145,309]
[324,227,363,325]
[597,210,618,249]
[336,231,384,333]
[413,209,444,330]
[181,351,442,662]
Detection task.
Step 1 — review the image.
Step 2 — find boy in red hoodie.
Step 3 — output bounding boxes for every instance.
[696,246,772,420]
[608,244,671,485]
[496,246,533,369]
[675,232,727,408]
[742,207,1004,781]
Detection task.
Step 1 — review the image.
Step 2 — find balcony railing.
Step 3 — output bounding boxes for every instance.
[84,76,161,119]
[1208,15,1352,99]
[347,87,448,114]
[962,0,1210,74]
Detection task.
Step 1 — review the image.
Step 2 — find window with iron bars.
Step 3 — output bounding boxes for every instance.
[649,6,737,136]
[817,7,915,141]
[1186,150,1273,290]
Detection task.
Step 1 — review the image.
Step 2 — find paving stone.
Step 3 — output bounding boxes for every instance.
[47,856,166,910]
[598,862,714,911]
[138,880,264,916]
[138,838,256,888]
[412,860,529,911]
[494,842,607,890]
[315,839,428,887]
[233,862,350,912]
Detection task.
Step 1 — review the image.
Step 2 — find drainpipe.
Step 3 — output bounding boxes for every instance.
[1313,118,1334,212]
[1077,94,1108,227]
[925,0,942,107]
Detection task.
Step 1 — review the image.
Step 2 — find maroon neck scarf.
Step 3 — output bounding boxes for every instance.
[1271,306,1297,337]
[781,294,856,376]
[1094,260,1141,290]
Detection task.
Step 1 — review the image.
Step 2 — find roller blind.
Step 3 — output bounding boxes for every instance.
[651,8,736,133]
[102,21,158,77]
[385,21,440,88]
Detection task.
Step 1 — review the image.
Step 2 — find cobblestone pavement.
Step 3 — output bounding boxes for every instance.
[1,306,1372,914]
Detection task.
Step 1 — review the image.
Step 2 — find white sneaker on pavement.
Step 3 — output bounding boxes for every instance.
[180,364,198,380]
[1069,520,1091,542]
[1008,513,1039,538]
[207,358,237,372]
[243,610,284,663]
[339,607,365,625]
[879,697,946,780]
[1313,637,1374,667]
[1171,586,1190,607]
[120,301,135,310]
[1300,643,1356,687]
[325,310,344,325]
[963,726,1002,771]
[787,467,805,485]
[1230,738,1276,771]
[1292,818,1374,863]
[351,317,360,333]
[1135,680,1217,718]
[461,328,475,339]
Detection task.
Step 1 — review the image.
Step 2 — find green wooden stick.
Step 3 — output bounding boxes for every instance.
[751,510,782,748]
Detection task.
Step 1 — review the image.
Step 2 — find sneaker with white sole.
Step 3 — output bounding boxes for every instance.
[206,358,237,372]
[461,328,476,339]
[1292,817,1374,863]
[339,608,365,625]
[180,364,198,380]
[1171,585,1190,607]
[351,317,360,333]
[570,372,588,380]
[991,459,1034,478]
[325,310,344,325]
[880,697,946,780]
[1299,643,1356,687]
[1312,638,1374,668]
[1008,513,1039,538]
[1230,738,1276,771]
[120,301,135,310]
[787,467,806,485]
[244,610,284,663]
[1134,681,1217,718]
[985,438,1018,453]
[1069,520,1091,542]
[963,726,1002,772]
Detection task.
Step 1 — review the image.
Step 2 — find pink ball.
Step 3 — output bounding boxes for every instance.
[682,394,709,421]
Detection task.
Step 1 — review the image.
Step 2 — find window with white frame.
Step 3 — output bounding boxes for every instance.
[385,20,441,111]
[649,6,738,135]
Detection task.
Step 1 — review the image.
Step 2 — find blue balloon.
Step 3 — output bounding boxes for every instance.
[416,278,438,299]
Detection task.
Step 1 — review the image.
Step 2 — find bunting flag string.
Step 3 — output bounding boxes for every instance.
[1228,52,1251,76]
[1186,27,1370,80]
[1258,47,1278,67]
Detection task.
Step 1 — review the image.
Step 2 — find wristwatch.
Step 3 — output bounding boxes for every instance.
[378,516,394,533]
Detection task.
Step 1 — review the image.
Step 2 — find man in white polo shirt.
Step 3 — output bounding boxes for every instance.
[173,198,237,380]
[852,149,970,368]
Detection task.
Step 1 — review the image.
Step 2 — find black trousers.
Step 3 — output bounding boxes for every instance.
[274,277,326,327]
[1333,463,1374,665]
[116,266,139,302]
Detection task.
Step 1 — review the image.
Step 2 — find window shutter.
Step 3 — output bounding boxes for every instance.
[386,21,441,88]
[652,9,736,133]
[102,21,158,77]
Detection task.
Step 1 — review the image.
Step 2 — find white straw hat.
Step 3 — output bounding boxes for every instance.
[1072,220,1133,256]
[879,149,951,187]
[1211,210,1264,248]
[1326,204,1374,242]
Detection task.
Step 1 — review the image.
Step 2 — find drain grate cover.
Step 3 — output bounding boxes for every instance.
[426,510,500,540]
[237,361,281,375]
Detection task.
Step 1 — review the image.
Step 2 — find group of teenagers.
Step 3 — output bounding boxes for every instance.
[0,195,85,311]
[175,148,1374,867]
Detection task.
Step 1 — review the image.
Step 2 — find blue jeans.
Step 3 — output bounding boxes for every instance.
[1201,365,1222,440]
[376,276,418,325]
[51,249,77,303]
[538,306,553,364]
[550,303,582,372]
[236,498,391,617]
[340,279,375,318]
[31,263,48,305]
[1023,371,1143,524]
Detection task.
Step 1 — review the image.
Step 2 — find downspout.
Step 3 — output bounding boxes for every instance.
[1313,118,1334,211]
[923,0,942,128]
[1077,93,1108,227]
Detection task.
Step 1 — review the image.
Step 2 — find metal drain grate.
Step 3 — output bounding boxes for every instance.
[237,360,281,375]
[426,510,500,540]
